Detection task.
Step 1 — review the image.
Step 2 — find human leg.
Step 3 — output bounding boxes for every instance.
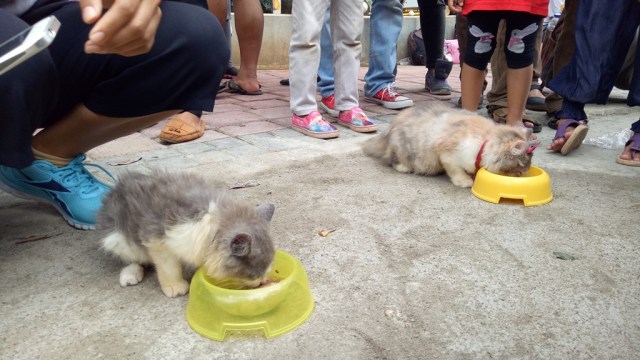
[502,12,542,134]
[526,23,546,111]
[617,120,640,166]
[363,0,413,110]
[289,0,338,138]
[455,12,487,107]
[547,0,640,155]
[317,7,339,117]
[332,0,377,132]
[461,11,500,111]
[544,0,579,116]
[0,10,57,169]
[0,2,226,229]
[418,0,452,95]
[232,0,263,93]
[485,19,541,132]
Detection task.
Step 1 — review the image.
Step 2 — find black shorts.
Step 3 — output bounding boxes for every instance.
[464,10,542,70]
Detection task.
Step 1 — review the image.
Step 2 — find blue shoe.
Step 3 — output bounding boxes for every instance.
[0,155,113,230]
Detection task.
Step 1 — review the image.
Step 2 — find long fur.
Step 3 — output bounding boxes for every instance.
[97,170,275,297]
[363,104,533,188]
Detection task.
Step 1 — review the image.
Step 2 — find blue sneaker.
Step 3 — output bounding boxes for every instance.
[0,155,113,230]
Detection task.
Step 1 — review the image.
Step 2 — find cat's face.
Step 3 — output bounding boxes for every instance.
[484,127,533,176]
[203,204,276,289]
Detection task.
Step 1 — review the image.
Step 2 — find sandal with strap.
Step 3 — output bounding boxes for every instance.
[551,119,589,155]
[487,106,543,133]
[526,84,547,112]
[616,132,640,167]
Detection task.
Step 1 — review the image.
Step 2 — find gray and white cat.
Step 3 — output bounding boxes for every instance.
[97,170,275,297]
[362,104,533,188]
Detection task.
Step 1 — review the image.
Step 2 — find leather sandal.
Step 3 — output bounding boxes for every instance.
[159,112,206,143]
[487,106,542,133]
[526,84,547,112]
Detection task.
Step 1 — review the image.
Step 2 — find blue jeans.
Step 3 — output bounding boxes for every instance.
[317,0,404,98]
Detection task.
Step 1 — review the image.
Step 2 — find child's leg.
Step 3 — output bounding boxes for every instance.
[503,12,543,129]
[289,0,328,115]
[461,12,500,111]
[329,0,364,111]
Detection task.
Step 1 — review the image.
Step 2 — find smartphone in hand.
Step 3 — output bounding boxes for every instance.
[0,15,61,76]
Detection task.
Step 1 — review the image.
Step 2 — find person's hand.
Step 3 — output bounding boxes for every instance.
[448,0,463,14]
[80,0,162,56]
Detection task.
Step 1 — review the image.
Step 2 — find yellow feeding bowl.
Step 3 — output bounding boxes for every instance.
[185,250,314,341]
[471,165,553,206]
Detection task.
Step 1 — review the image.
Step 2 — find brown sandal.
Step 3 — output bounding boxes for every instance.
[159,112,206,143]
[488,106,542,133]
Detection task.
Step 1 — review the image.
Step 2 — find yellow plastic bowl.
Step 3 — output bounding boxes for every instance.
[185,250,314,341]
[471,165,553,206]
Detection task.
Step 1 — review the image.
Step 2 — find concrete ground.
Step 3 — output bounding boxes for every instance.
[1,66,639,360]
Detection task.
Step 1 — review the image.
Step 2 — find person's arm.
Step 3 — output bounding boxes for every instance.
[80,0,162,56]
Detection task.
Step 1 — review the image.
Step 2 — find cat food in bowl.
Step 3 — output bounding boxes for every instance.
[471,165,553,206]
[186,250,314,341]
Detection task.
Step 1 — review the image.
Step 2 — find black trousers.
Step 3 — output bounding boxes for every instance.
[0,1,228,168]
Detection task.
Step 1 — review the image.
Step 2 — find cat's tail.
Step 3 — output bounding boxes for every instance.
[361,129,391,159]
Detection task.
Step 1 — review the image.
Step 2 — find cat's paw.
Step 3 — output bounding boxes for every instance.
[451,176,474,188]
[393,163,412,173]
[161,280,190,297]
[119,264,145,287]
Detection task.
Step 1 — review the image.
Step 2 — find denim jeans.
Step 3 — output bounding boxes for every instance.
[317,0,404,98]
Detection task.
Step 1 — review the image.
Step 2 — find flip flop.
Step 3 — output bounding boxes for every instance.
[616,132,640,167]
[552,119,589,155]
[223,78,263,95]
[488,106,542,133]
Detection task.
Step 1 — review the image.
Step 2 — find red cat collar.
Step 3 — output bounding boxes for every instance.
[475,140,487,171]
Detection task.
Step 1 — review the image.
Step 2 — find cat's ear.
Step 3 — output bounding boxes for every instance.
[256,204,275,222]
[230,233,252,257]
[511,140,528,155]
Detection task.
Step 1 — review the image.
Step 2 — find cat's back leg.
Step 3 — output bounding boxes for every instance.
[102,232,151,287]
[120,263,145,287]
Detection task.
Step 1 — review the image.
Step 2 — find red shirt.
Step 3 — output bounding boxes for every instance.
[461,0,549,17]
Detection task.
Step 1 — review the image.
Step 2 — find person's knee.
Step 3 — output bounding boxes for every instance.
[464,40,493,70]
[159,2,229,74]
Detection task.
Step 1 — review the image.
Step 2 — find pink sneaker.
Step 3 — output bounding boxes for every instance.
[291,111,339,139]
[318,94,339,117]
[337,107,378,133]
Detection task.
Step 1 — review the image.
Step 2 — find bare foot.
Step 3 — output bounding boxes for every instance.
[233,73,261,93]
[546,119,587,152]
[505,118,537,140]
[618,138,640,164]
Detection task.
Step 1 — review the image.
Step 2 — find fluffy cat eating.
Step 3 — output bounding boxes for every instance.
[362,104,534,188]
[97,170,275,297]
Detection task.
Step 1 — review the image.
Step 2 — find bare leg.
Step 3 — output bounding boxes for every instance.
[232,0,263,93]
[506,66,532,127]
[31,104,178,158]
[206,0,228,27]
[460,65,485,111]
